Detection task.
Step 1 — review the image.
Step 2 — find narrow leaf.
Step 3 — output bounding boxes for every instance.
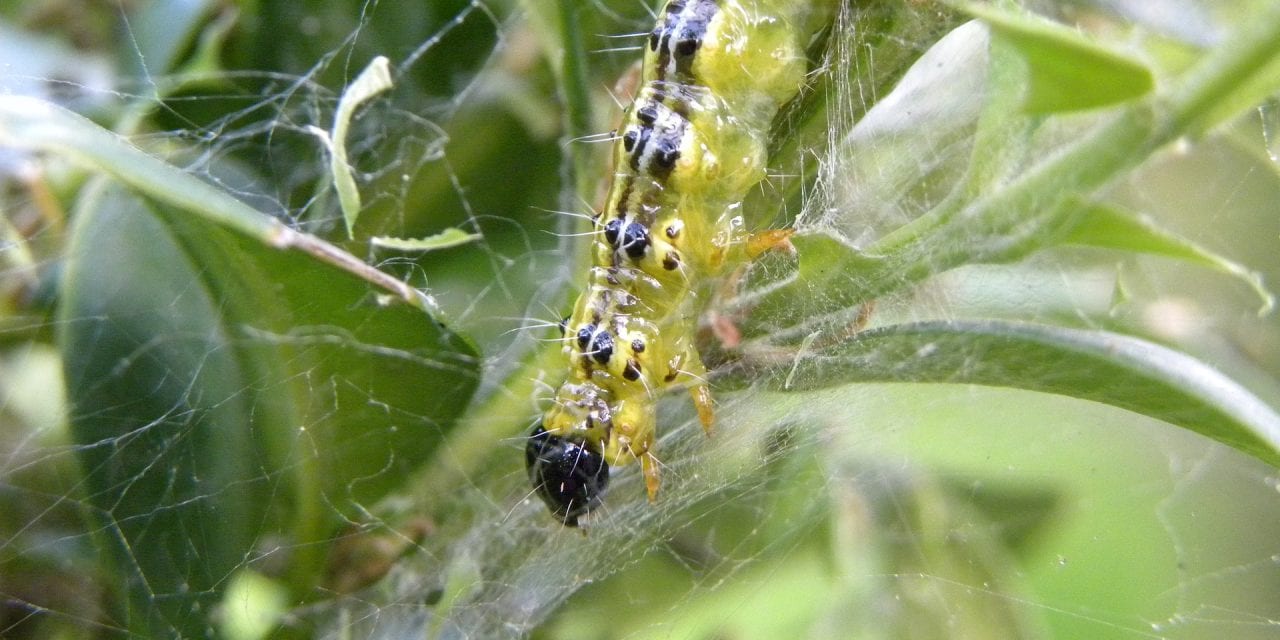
[0,95,434,311]
[736,320,1280,467]
[963,3,1155,113]
[331,55,394,238]
[0,95,278,239]
[1065,201,1274,313]
[372,228,482,252]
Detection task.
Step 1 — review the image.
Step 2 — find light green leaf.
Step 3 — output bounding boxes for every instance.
[217,570,289,640]
[372,228,482,252]
[0,95,435,314]
[963,3,1155,113]
[0,95,278,239]
[735,320,1280,467]
[330,55,394,238]
[1064,200,1274,313]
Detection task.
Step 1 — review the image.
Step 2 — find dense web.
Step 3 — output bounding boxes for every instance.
[1,0,1279,639]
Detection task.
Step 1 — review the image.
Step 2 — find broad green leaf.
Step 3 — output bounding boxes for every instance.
[59,182,479,637]
[735,320,1280,467]
[60,184,294,637]
[963,3,1155,113]
[1064,201,1274,313]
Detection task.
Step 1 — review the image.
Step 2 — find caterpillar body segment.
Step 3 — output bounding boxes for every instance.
[526,0,832,526]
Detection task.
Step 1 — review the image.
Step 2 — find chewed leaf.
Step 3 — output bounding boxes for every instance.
[744,320,1280,468]
[963,3,1154,113]
[1065,200,1274,313]
[372,228,482,252]
[332,56,394,237]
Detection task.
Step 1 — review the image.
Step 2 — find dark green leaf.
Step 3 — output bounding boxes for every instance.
[58,182,478,636]
[125,0,218,76]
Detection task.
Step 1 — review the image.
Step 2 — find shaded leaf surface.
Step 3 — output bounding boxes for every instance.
[58,183,478,636]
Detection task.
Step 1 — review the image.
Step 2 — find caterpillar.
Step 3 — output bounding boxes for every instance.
[526,0,832,526]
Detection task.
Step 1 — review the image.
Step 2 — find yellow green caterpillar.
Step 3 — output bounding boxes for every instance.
[527,0,833,526]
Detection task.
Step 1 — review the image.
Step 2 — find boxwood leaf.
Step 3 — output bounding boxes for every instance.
[59,182,478,637]
[734,320,1280,467]
[963,3,1155,113]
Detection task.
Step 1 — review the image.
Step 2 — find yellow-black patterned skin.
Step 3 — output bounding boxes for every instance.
[529,0,831,524]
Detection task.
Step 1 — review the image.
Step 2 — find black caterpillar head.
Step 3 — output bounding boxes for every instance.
[526,424,610,526]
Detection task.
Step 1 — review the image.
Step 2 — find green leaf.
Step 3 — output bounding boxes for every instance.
[217,570,289,640]
[736,320,1280,467]
[60,184,290,637]
[331,56,395,238]
[123,0,218,76]
[0,96,276,241]
[768,5,1280,336]
[1164,7,1280,135]
[372,228,482,252]
[963,3,1155,113]
[1064,200,1274,313]
[847,474,1054,639]
[59,182,479,637]
[0,95,439,315]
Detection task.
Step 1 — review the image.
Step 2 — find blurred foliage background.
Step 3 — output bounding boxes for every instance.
[1,0,1279,638]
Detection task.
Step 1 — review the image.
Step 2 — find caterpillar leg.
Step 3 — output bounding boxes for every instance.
[672,345,715,435]
[745,228,795,258]
[690,384,715,435]
[809,300,878,351]
[641,451,661,503]
[853,299,876,332]
[703,230,795,351]
[708,228,795,271]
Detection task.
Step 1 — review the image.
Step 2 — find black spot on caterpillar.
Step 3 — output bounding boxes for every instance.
[527,0,832,525]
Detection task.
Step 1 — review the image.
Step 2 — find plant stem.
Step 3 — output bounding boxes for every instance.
[1159,3,1280,138]
[0,96,441,317]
